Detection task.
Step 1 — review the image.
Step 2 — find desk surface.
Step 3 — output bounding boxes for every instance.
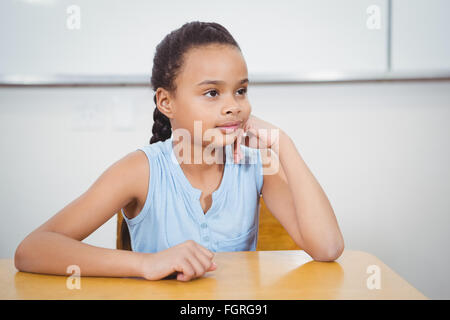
[0,250,427,300]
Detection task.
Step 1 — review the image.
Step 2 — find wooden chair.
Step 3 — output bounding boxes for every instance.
[117,197,301,251]
[116,210,132,251]
[255,197,301,250]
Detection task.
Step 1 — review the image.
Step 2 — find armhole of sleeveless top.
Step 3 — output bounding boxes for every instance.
[121,147,154,226]
[255,148,264,196]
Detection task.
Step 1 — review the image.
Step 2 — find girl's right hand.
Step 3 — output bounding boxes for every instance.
[138,240,217,281]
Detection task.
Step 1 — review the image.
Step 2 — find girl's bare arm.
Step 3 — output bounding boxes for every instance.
[14,150,150,278]
[264,130,344,260]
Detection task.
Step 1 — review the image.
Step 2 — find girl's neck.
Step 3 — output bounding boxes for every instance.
[172,141,227,178]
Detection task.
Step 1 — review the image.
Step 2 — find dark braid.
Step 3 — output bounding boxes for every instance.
[150,94,173,144]
[149,21,241,144]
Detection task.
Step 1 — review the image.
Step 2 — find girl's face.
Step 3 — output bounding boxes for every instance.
[166,44,251,148]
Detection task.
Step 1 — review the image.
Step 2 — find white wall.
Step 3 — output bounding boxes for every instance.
[1,80,449,299]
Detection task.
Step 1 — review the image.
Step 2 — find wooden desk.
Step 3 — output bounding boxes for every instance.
[0,250,427,300]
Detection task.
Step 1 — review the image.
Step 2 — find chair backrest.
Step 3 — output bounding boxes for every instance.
[117,197,301,251]
[116,211,131,251]
[256,196,301,250]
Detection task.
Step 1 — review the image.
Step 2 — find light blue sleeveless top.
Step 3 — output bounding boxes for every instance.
[121,134,264,253]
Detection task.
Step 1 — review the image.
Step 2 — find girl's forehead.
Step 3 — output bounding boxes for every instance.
[179,45,247,85]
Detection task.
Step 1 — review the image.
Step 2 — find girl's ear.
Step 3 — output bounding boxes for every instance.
[155,88,175,119]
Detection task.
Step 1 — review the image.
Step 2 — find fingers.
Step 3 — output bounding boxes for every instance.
[194,243,217,272]
[193,248,217,272]
[176,243,217,281]
[177,256,215,281]
[243,127,259,149]
[175,257,196,281]
[188,254,208,278]
[234,129,244,163]
[233,132,239,163]
[194,242,215,260]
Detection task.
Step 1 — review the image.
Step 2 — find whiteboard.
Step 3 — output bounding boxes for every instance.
[0,0,387,80]
[392,0,450,72]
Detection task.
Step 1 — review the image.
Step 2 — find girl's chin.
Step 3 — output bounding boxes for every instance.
[201,128,238,146]
[206,139,234,148]
[217,131,239,145]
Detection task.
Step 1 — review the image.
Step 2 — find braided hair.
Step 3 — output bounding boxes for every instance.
[149,21,241,144]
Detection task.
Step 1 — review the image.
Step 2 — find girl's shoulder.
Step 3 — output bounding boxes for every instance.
[122,140,168,219]
[121,149,151,220]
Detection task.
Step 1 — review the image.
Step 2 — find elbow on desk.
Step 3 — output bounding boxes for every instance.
[14,241,27,272]
[14,235,35,272]
[309,242,345,262]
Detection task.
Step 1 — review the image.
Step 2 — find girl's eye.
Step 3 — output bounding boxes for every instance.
[204,88,248,98]
[205,90,219,98]
[237,87,248,95]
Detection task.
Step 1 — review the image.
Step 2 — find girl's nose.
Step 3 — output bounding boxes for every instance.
[223,104,241,115]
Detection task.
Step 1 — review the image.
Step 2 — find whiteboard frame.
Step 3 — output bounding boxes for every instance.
[1,71,449,87]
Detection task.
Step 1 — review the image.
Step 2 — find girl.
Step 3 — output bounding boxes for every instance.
[14,21,344,282]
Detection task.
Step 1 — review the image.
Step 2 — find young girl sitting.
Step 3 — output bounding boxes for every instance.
[15,21,344,282]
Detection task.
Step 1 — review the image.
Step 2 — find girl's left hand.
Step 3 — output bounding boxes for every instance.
[233,114,281,163]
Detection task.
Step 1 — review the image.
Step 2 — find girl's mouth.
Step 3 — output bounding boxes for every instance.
[216,124,240,134]
[215,120,242,134]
